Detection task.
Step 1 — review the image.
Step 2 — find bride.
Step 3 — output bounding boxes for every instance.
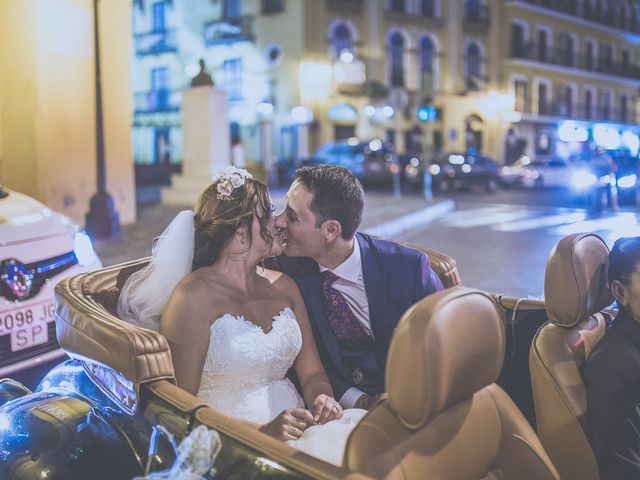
[117,167,365,466]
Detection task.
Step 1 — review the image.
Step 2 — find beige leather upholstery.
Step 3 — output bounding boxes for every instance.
[345,287,559,480]
[404,243,461,288]
[54,258,174,413]
[530,233,614,480]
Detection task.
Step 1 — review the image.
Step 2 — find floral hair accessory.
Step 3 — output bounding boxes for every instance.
[212,166,253,201]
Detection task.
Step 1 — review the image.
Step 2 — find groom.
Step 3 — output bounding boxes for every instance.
[273,165,443,410]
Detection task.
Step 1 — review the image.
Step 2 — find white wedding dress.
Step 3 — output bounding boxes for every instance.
[196,307,366,466]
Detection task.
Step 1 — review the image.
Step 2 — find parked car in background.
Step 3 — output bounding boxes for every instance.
[310,139,396,184]
[429,152,500,193]
[569,151,639,210]
[0,184,102,377]
[398,152,427,189]
[499,156,574,189]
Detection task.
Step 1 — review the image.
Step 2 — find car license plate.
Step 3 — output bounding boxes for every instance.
[0,301,55,352]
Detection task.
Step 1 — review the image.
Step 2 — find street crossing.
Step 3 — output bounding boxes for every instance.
[435,204,640,243]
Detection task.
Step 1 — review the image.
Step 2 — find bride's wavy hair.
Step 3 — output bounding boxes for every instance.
[192,177,273,270]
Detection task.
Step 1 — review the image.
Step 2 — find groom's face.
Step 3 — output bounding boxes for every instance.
[275,181,326,258]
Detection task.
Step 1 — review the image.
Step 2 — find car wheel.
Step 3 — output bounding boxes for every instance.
[436,178,451,193]
[485,177,498,193]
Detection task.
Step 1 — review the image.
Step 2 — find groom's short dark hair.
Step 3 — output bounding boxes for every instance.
[294,165,364,239]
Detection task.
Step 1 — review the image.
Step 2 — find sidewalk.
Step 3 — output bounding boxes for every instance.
[93,188,454,267]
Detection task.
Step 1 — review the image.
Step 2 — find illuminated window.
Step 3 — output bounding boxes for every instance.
[421,0,435,16]
[224,0,241,21]
[332,23,352,59]
[585,89,594,119]
[389,33,405,87]
[262,0,284,14]
[538,82,549,115]
[151,67,170,110]
[465,42,482,91]
[222,59,243,101]
[152,1,165,32]
[585,41,594,70]
[620,94,628,123]
[391,0,405,13]
[514,79,528,113]
[419,37,434,92]
[465,0,481,19]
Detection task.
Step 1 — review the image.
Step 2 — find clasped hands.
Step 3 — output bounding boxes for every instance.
[259,394,343,441]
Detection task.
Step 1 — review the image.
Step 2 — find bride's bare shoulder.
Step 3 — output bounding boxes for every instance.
[258,268,300,300]
[172,270,225,301]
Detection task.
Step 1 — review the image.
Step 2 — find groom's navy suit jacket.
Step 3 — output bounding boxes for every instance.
[273,232,444,399]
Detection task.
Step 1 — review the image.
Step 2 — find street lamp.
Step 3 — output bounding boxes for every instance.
[85,0,120,239]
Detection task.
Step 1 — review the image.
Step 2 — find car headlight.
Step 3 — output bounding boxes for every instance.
[404,165,419,177]
[74,230,99,267]
[571,170,597,190]
[617,174,637,189]
[428,164,441,175]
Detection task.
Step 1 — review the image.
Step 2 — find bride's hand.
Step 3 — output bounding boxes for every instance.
[311,394,343,424]
[259,408,313,441]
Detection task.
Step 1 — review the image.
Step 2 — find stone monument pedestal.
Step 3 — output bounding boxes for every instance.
[162,86,231,206]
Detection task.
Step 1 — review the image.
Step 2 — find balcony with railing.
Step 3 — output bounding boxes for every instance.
[513,0,640,34]
[522,101,634,124]
[463,5,490,32]
[135,29,178,57]
[327,0,364,14]
[510,42,640,80]
[204,15,254,46]
[134,89,181,114]
[385,5,444,27]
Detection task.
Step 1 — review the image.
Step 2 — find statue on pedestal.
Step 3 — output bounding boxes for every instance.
[190,59,214,87]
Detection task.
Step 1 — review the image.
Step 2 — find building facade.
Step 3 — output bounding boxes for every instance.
[132,0,640,181]
[1,0,135,225]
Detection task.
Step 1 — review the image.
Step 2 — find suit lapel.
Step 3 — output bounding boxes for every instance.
[358,234,392,352]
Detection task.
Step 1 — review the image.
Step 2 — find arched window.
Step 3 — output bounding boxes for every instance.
[421,0,436,16]
[332,23,352,58]
[585,89,593,119]
[561,84,574,117]
[390,32,405,87]
[465,42,481,90]
[419,37,434,91]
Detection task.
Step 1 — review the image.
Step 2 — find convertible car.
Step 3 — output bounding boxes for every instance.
[0,234,613,479]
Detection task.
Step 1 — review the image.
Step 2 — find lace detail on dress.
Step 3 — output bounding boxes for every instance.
[197,307,305,424]
[196,306,367,467]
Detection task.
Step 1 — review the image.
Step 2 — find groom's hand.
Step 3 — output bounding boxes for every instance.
[311,394,343,424]
[259,408,314,441]
[354,392,388,411]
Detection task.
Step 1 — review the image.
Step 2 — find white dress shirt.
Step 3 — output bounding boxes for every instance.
[319,240,372,409]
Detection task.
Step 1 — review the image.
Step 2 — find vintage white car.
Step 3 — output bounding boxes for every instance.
[0,184,102,377]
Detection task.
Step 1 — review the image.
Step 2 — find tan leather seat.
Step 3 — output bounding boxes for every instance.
[403,243,461,288]
[529,233,614,480]
[55,258,175,414]
[345,286,559,480]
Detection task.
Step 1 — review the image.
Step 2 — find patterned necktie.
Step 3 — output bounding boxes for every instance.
[321,270,368,340]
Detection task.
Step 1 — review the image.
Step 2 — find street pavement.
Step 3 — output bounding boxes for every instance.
[398,188,640,297]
